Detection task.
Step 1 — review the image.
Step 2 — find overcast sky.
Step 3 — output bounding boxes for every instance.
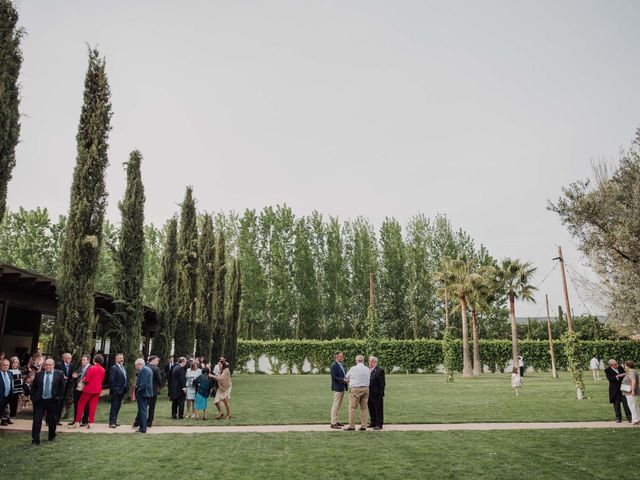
[7,1,640,316]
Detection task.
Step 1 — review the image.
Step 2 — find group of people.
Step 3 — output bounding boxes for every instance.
[604,359,639,425]
[329,352,386,431]
[0,350,233,445]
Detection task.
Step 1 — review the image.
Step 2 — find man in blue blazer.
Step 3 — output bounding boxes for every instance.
[330,351,348,429]
[108,353,128,428]
[0,359,13,427]
[134,358,154,433]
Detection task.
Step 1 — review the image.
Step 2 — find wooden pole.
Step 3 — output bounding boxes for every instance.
[545,294,557,379]
[557,246,574,333]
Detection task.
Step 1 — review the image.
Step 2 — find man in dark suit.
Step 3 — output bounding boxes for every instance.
[30,358,65,445]
[165,355,175,396]
[132,355,163,429]
[0,359,12,426]
[367,356,386,430]
[108,353,127,428]
[134,358,154,433]
[68,355,90,426]
[605,358,632,423]
[54,352,75,424]
[329,351,348,429]
[170,357,187,419]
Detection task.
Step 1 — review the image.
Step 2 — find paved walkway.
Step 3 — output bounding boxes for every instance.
[1,419,635,435]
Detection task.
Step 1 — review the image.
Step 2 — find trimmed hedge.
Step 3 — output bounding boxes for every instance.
[236,339,640,374]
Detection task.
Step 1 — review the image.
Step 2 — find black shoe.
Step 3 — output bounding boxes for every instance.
[171,417,177,420]
[367,423,375,428]
[32,441,40,446]
[109,424,117,428]
[616,419,622,423]
[374,426,382,430]
[6,419,13,425]
[57,422,63,426]
[135,430,146,434]
[359,427,367,431]
[336,422,344,427]
[330,424,341,430]
[343,426,355,431]
[67,421,75,426]
[79,423,88,427]
[0,421,8,426]
[115,423,121,427]
[49,435,56,441]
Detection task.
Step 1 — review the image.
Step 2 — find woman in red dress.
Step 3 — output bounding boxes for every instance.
[69,354,105,429]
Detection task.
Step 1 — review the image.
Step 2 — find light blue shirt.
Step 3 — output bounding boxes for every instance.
[1,371,11,396]
[43,371,53,399]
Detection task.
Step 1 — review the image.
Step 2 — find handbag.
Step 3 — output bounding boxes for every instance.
[620,384,632,393]
[76,380,85,392]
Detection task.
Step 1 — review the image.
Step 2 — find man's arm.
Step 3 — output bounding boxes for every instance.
[330,363,343,383]
[379,368,386,393]
[604,368,619,382]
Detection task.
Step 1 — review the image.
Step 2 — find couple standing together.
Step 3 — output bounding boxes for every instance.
[330,352,385,431]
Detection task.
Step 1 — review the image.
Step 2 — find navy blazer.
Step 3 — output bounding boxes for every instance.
[0,370,13,402]
[135,365,154,399]
[109,363,128,395]
[369,366,386,396]
[330,361,346,392]
[30,370,65,403]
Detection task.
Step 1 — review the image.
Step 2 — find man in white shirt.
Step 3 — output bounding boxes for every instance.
[343,355,369,431]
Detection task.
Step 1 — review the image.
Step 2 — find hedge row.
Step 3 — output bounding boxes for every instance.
[236,339,640,374]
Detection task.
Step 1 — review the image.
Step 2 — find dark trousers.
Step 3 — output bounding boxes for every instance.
[519,366,525,377]
[109,391,126,425]
[72,389,89,424]
[171,395,185,419]
[136,396,149,433]
[32,398,58,444]
[9,394,19,417]
[368,393,384,428]
[0,395,10,421]
[134,394,158,427]
[614,395,632,421]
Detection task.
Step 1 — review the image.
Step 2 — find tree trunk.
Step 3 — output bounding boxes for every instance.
[471,307,481,376]
[509,293,519,374]
[460,297,472,377]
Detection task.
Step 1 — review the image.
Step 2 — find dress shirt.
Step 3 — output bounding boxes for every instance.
[119,363,127,383]
[43,372,53,399]
[345,363,370,388]
[1,371,11,396]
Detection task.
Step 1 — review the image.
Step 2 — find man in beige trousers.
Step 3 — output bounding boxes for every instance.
[343,355,369,431]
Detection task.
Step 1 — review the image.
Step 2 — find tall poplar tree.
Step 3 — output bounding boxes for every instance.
[223,256,241,371]
[110,151,145,388]
[322,216,349,338]
[379,218,408,338]
[174,187,198,357]
[195,214,215,358]
[54,48,112,359]
[0,0,22,223]
[211,231,226,361]
[406,214,435,338]
[293,217,321,339]
[153,217,178,368]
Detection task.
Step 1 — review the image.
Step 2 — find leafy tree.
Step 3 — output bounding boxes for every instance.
[406,214,435,339]
[152,217,178,368]
[223,256,241,371]
[498,258,537,372]
[0,0,22,223]
[53,48,112,360]
[110,150,145,389]
[379,217,407,338]
[292,217,321,339]
[211,230,226,361]
[142,223,164,308]
[94,219,118,295]
[322,216,349,338]
[195,214,215,359]
[174,187,198,357]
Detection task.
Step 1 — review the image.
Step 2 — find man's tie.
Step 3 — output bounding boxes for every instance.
[3,372,10,396]
[44,372,52,398]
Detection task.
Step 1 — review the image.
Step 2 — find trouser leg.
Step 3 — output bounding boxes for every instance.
[45,399,58,440]
[359,390,369,428]
[32,400,44,444]
[368,395,376,426]
[348,390,357,428]
[331,391,344,424]
[148,395,157,426]
[621,395,632,421]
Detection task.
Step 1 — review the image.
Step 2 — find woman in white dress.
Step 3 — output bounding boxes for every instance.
[185,361,202,419]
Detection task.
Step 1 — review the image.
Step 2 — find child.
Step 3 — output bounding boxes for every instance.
[511,367,522,397]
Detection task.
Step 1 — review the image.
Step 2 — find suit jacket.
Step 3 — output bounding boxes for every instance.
[30,370,65,403]
[605,366,625,403]
[82,365,106,395]
[369,366,386,396]
[109,363,128,395]
[54,361,75,389]
[330,361,346,392]
[0,370,13,403]
[135,365,154,399]
[169,365,186,400]
[149,365,162,396]
[165,362,175,379]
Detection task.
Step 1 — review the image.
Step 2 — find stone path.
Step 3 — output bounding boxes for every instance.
[1,419,636,435]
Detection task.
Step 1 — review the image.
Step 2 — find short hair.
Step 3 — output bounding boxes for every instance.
[369,356,378,363]
[178,357,187,364]
[625,360,635,369]
[608,359,617,366]
[202,367,210,375]
[81,354,90,362]
[44,358,54,366]
[148,355,159,363]
[9,356,19,366]
[0,358,8,366]
[355,355,364,363]
[334,351,343,357]
[135,358,145,367]
[115,352,124,357]
[93,354,104,365]
[62,352,72,359]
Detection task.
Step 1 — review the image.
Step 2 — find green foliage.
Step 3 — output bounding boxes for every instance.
[54,47,112,360]
[364,305,381,357]
[210,230,226,361]
[379,217,408,338]
[562,331,585,396]
[223,256,241,371]
[195,214,215,359]
[293,217,321,339]
[0,0,22,223]
[442,326,456,381]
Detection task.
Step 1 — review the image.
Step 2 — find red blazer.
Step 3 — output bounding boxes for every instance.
[82,364,105,394]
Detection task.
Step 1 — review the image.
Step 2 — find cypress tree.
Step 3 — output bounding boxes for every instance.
[210,230,226,361]
[223,256,241,372]
[0,0,22,223]
[293,217,320,339]
[174,187,198,357]
[110,150,145,388]
[153,217,178,369]
[195,214,215,359]
[53,48,112,359]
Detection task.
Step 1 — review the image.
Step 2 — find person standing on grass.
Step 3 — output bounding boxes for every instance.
[193,367,214,420]
[210,360,232,419]
[8,357,24,422]
[69,355,90,426]
[30,358,65,445]
[165,355,175,395]
[54,352,75,425]
[604,359,632,423]
[133,358,154,433]
[518,355,525,378]
[185,360,202,419]
[0,359,13,426]
[367,356,385,430]
[511,367,522,397]
[133,355,163,429]
[343,355,369,431]
[108,353,127,428]
[170,357,187,419]
[329,351,348,429]
[621,361,640,425]
[589,356,601,381]
[69,354,105,430]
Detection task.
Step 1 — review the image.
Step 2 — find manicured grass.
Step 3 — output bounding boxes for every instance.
[0,429,635,479]
[23,372,615,426]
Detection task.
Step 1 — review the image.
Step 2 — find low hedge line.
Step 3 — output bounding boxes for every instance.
[236,339,640,374]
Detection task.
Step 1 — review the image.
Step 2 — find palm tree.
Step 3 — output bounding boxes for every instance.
[498,258,537,373]
[435,258,481,377]
[467,265,500,376]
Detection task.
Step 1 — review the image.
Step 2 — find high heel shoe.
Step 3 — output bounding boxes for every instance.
[215,413,224,419]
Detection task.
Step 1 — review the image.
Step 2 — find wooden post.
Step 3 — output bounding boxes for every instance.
[545,294,557,379]
[557,246,574,333]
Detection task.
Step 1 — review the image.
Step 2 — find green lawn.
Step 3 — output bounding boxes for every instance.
[0,429,636,479]
[21,372,616,426]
